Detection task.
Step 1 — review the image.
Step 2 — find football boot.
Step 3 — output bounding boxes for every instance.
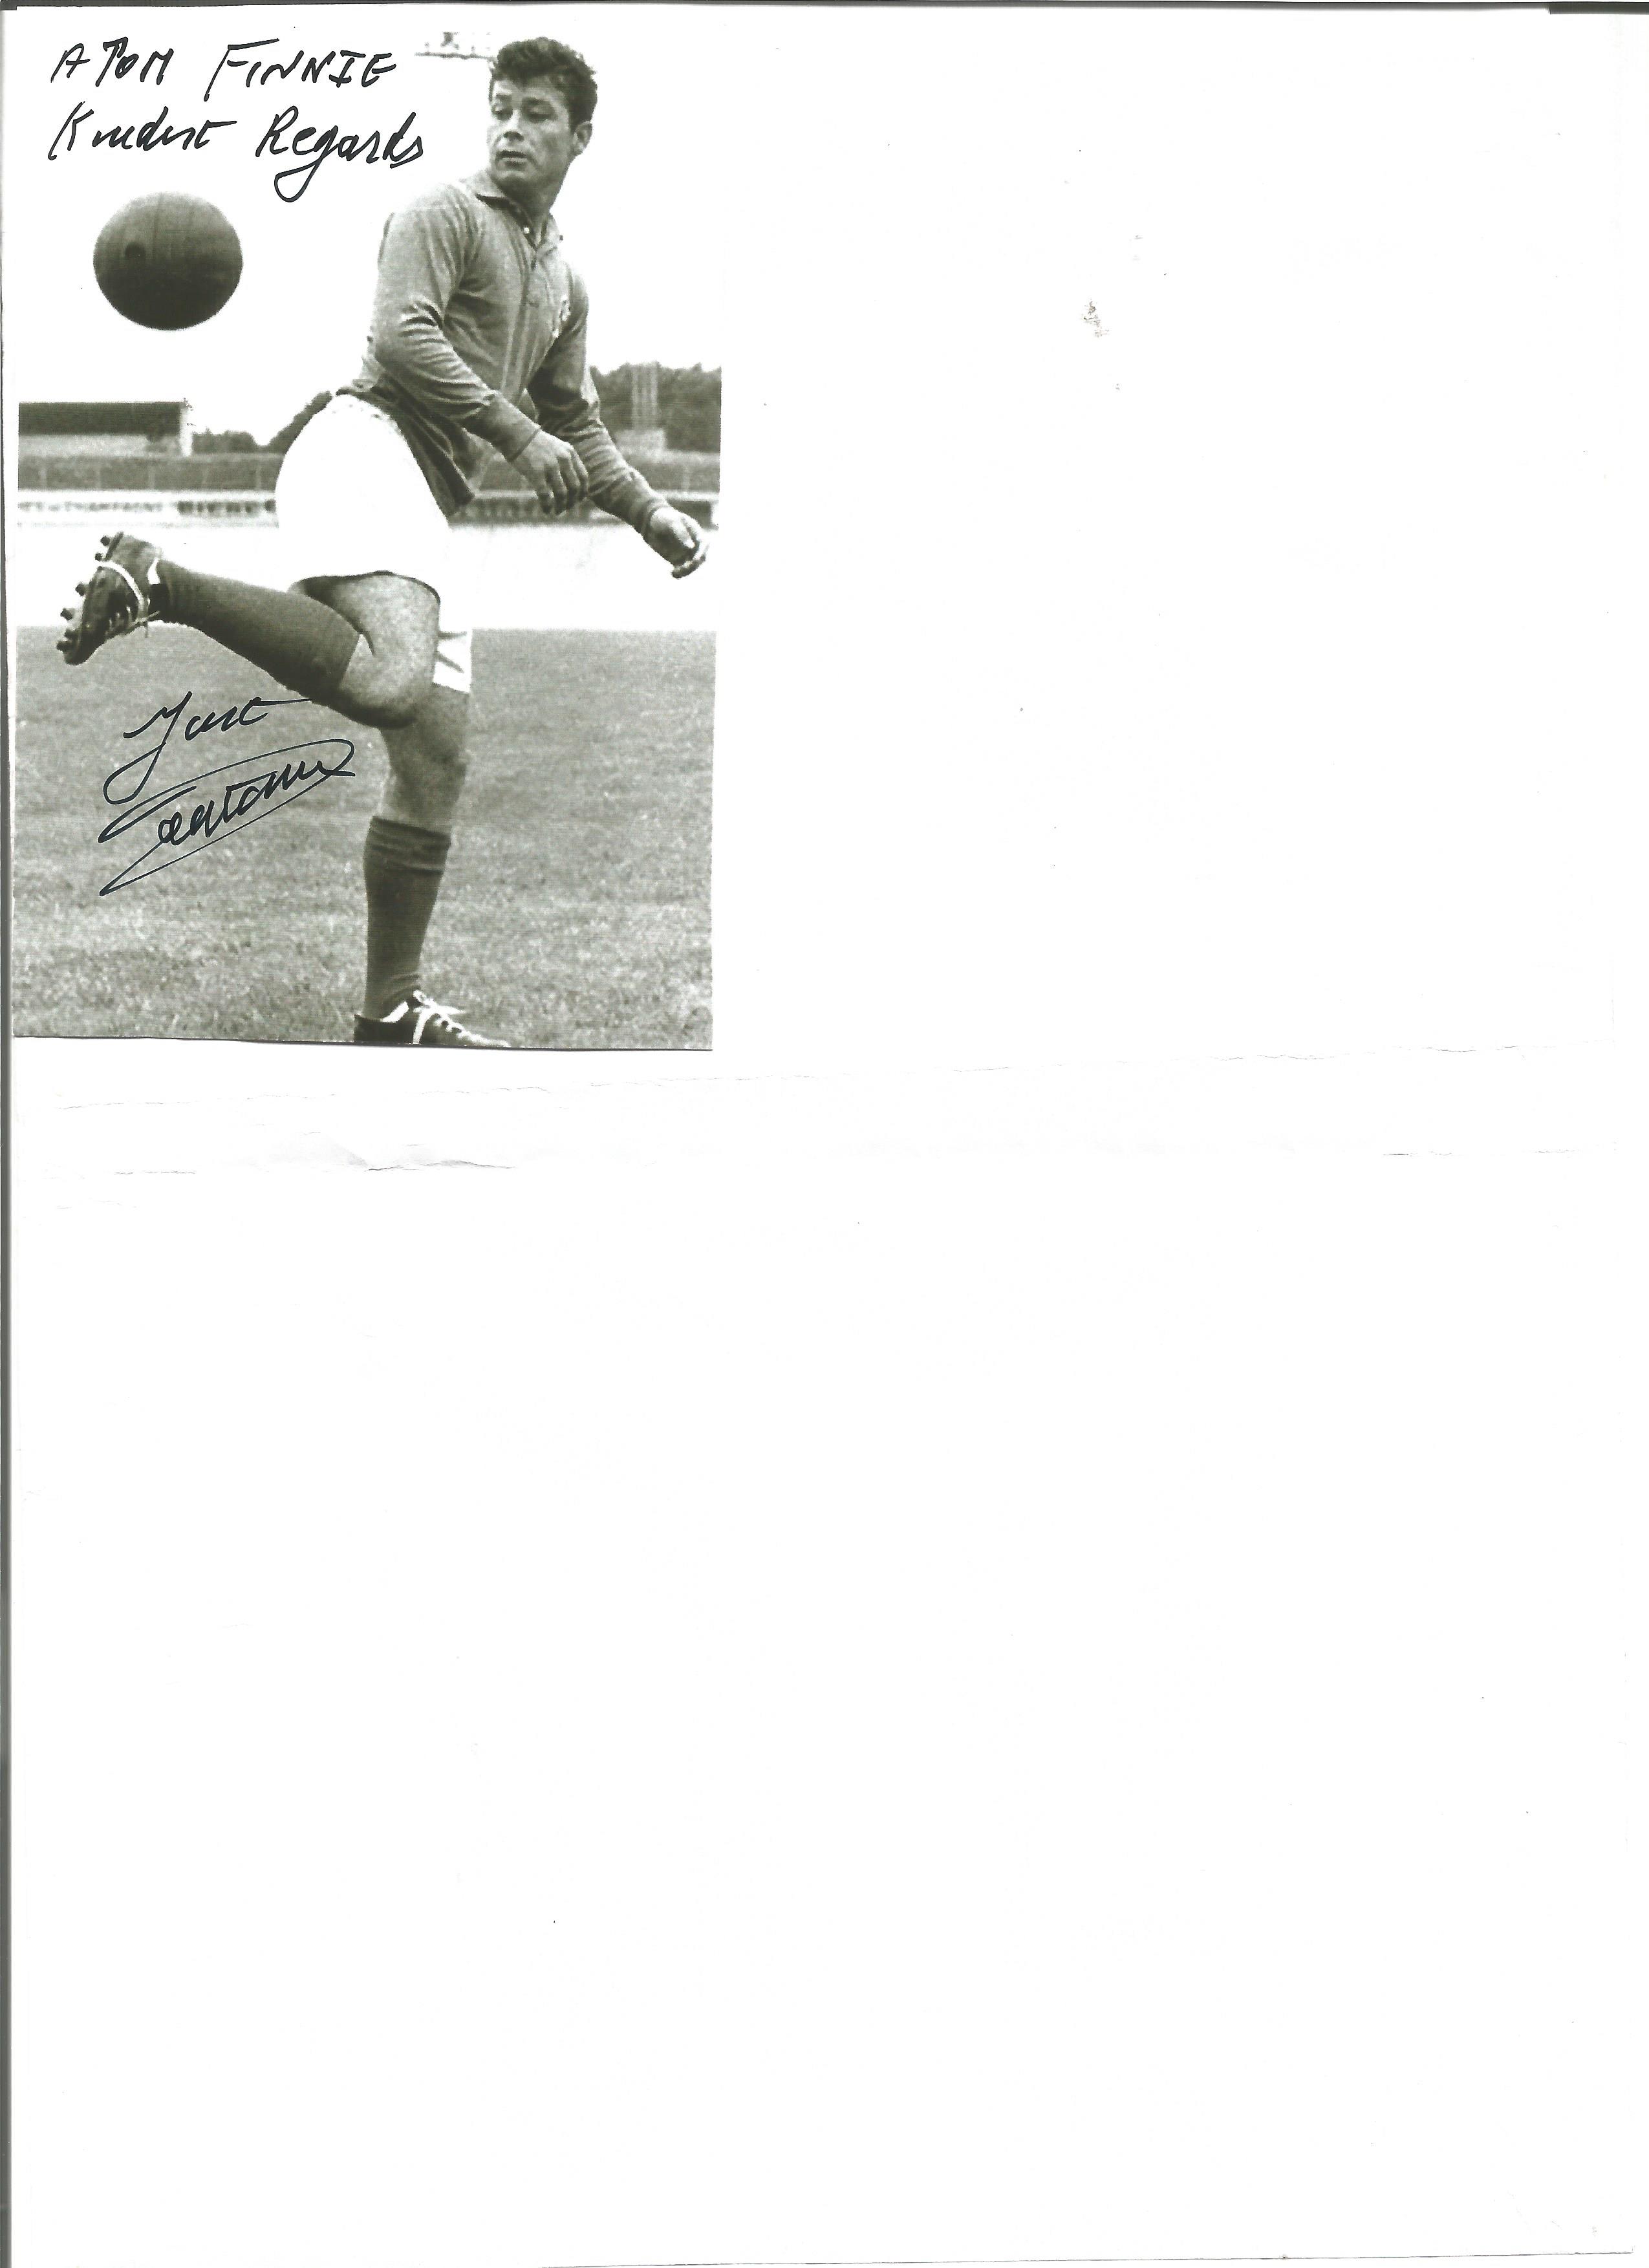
[352,990,511,1048]
[58,531,167,665]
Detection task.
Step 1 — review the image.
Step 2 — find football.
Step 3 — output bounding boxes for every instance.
[93,193,242,330]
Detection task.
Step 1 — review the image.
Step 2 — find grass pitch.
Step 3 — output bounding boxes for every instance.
[11,625,713,1048]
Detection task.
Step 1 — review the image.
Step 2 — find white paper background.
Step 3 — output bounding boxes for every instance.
[8,6,1645,2266]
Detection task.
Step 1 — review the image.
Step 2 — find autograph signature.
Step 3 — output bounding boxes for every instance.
[99,689,356,895]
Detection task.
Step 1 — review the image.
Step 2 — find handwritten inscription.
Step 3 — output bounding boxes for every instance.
[98,690,356,894]
[47,32,424,199]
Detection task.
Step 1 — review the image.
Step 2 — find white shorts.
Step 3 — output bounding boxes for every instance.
[275,393,473,695]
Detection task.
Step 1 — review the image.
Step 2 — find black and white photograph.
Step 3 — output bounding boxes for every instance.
[8,5,718,1048]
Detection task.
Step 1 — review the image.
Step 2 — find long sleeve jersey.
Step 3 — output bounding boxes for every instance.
[341,170,664,528]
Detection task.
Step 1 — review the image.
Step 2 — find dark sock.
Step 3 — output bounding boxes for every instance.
[362,815,451,1019]
[159,561,361,709]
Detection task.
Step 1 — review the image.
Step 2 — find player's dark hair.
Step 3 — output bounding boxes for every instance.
[490,38,598,127]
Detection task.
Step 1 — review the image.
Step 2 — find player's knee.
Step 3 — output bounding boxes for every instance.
[384,649,439,723]
[346,657,432,729]
[375,683,428,729]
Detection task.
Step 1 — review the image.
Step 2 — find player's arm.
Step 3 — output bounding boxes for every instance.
[526,279,707,576]
[371,188,583,506]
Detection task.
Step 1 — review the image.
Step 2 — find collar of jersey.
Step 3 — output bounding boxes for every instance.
[468,168,561,250]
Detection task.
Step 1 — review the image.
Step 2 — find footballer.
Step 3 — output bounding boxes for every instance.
[58,37,707,1048]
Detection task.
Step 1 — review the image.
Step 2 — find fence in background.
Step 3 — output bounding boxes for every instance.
[16,448,720,527]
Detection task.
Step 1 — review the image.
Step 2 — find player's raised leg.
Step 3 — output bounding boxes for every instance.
[58,394,453,730]
[352,676,507,1049]
[56,533,436,729]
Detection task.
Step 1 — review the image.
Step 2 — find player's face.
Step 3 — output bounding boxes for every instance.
[487,76,591,210]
